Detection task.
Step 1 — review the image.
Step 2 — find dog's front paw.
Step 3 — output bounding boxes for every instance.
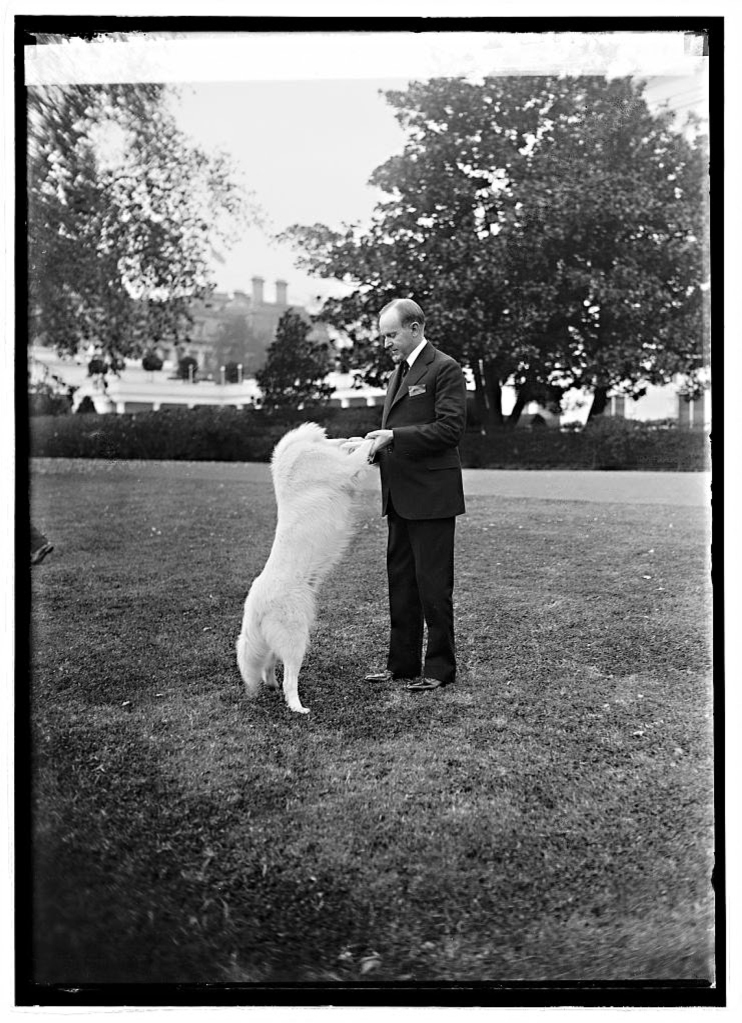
[288,703,310,715]
[339,437,365,453]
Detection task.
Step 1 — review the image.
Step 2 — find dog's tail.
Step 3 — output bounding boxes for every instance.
[235,630,252,688]
[236,592,269,696]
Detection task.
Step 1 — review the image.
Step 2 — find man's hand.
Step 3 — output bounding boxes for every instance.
[365,429,394,460]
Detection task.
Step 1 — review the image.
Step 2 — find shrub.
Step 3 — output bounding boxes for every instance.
[28,390,74,417]
[142,352,164,372]
[87,358,108,376]
[459,419,709,471]
[76,396,98,415]
[28,407,709,470]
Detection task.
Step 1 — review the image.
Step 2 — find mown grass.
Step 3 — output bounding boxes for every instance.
[25,459,714,988]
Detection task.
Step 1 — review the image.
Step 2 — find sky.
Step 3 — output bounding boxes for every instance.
[22,28,709,310]
[169,78,409,307]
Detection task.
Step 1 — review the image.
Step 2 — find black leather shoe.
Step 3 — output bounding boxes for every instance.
[406,677,445,691]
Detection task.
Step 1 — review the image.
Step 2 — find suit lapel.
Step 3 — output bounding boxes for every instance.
[382,342,435,426]
[390,343,433,406]
[401,350,430,393]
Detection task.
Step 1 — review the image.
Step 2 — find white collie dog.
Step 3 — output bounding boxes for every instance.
[236,422,375,714]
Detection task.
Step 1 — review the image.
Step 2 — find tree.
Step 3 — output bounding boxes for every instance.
[28,80,256,361]
[212,315,250,377]
[28,355,76,416]
[283,76,708,428]
[87,357,109,377]
[255,310,334,413]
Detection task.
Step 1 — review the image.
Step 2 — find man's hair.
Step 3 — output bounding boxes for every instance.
[380,298,426,329]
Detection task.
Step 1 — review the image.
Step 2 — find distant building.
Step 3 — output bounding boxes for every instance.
[152,277,328,378]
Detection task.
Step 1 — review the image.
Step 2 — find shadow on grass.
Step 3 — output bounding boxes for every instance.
[25,460,715,987]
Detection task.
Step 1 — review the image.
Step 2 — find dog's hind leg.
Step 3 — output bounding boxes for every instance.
[263,654,279,691]
[282,656,309,715]
[264,605,312,715]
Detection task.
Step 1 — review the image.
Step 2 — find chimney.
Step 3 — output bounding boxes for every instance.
[251,276,264,305]
[275,279,288,306]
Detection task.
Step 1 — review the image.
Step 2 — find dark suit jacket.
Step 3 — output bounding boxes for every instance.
[376,341,467,520]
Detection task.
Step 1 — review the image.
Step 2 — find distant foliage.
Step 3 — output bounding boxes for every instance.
[142,352,164,372]
[28,80,257,363]
[29,390,74,417]
[87,358,109,376]
[76,396,98,415]
[213,317,257,378]
[255,310,335,412]
[28,360,77,416]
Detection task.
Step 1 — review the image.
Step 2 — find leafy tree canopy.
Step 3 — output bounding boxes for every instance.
[255,310,335,413]
[28,80,258,361]
[283,75,708,427]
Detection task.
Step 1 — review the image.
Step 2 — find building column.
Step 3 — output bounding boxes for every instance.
[677,395,692,428]
[695,389,708,428]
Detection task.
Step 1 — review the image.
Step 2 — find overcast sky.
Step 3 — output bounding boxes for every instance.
[170,77,409,307]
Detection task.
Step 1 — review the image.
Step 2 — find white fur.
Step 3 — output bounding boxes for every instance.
[236,422,374,714]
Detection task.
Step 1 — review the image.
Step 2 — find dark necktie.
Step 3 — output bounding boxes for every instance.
[390,360,408,401]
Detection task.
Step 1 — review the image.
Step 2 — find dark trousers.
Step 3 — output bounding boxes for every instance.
[385,501,456,684]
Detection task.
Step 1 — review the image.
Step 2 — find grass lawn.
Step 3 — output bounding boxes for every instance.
[24,458,714,989]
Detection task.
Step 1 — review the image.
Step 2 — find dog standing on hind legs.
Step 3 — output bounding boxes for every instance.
[236,422,375,714]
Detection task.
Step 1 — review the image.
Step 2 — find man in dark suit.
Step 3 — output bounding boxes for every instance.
[365,298,467,692]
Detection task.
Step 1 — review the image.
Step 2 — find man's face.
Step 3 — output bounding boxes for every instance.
[378,310,421,364]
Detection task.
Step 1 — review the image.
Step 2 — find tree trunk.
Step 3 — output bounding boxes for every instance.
[481,359,504,433]
[507,376,537,428]
[587,385,610,421]
[470,360,488,429]
[507,390,529,428]
[471,359,503,434]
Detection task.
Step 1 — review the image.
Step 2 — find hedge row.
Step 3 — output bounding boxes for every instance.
[462,417,711,471]
[27,405,710,470]
[28,406,383,464]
